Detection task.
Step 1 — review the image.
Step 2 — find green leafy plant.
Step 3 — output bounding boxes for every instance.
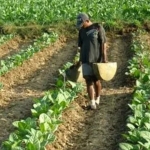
[0,34,14,45]
[0,0,149,27]
[1,53,83,150]
[119,30,150,150]
[0,32,58,76]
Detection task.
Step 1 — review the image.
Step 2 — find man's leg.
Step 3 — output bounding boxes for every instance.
[82,64,97,109]
[85,76,96,109]
[94,78,102,105]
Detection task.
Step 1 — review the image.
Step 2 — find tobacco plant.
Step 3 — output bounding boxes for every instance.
[0,32,58,76]
[119,31,150,150]
[1,54,83,150]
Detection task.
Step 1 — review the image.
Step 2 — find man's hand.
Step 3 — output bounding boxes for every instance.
[102,59,108,63]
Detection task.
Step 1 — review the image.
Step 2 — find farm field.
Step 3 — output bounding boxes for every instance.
[1,31,149,150]
[0,31,134,149]
[46,33,134,150]
[0,0,150,150]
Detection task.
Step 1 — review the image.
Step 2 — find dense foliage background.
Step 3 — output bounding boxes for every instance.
[0,0,149,26]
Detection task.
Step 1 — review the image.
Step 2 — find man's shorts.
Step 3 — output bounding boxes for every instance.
[82,63,99,82]
[82,63,94,76]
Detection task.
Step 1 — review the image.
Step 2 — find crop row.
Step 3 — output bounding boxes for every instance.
[1,57,83,150]
[0,34,14,45]
[119,30,150,150]
[0,32,58,90]
[0,32,58,76]
[0,0,149,26]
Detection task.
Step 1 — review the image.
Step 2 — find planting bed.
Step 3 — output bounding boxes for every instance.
[0,35,32,60]
[0,31,150,150]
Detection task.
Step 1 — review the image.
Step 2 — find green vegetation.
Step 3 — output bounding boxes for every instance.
[0,32,58,76]
[0,34,14,45]
[119,30,150,150]
[0,1,150,149]
[1,60,83,150]
[0,0,149,30]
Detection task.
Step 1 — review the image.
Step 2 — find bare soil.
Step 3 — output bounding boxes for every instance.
[0,31,150,150]
[46,33,134,150]
[0,36,32,60]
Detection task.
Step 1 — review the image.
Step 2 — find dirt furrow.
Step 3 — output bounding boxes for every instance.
[0,36,32,60]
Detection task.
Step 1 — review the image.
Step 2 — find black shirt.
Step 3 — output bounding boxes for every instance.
[78,23,106,63]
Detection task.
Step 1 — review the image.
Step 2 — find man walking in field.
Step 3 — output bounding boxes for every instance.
[76,12,107,109]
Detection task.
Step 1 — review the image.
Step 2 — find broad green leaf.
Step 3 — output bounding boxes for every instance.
[45,133,56,144]
[119,143,134,150]
[39,122,51,133]
[39,113,51,123]
[9,133,19,142]
[139,131,150,141]
[59,101,68,109]
[145,112,150,118]
[31,109,38,117]
[67,81,77,88]
[142,74,149,83]
[127,123,135,130]
[136,80,142,87]
[26,129,43,149]
[138,141,150,149]
[56,92,65,104]
[33,102,41,108]
[27,142,37,150]
[128,115,136,124]
[56,79,64,88]
[134,109,143,118]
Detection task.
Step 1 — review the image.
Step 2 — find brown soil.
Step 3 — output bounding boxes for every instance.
[46,33,134,150]
[0,36,32,60]
[0,31,150,150]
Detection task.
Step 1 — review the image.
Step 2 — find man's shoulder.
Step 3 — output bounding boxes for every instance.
[93,23,103,30]
[93,22,102,26]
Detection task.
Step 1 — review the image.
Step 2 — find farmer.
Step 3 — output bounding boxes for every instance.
[76,12,107,109]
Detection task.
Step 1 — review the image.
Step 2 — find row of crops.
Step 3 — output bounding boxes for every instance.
[1,30,150,149]
[1,60,83,150]
[119,30,150,150]
[0,34,14,45]
[0,0,149,27]
[0,29,84,150]
[0,32,58,76]
[0,32,58,89]
[0,0,150,149]
[0,26,84,149]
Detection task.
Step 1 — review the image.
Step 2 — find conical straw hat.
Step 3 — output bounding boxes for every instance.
[93,62,117,81]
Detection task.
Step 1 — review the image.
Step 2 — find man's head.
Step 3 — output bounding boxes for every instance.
[76,13,90,29]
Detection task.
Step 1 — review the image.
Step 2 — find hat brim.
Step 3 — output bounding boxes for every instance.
[76,21,83,29]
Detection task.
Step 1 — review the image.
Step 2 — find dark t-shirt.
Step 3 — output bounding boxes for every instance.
[78,23,106,63]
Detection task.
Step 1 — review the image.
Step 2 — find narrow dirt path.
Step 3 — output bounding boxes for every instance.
[46,34,134,150]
